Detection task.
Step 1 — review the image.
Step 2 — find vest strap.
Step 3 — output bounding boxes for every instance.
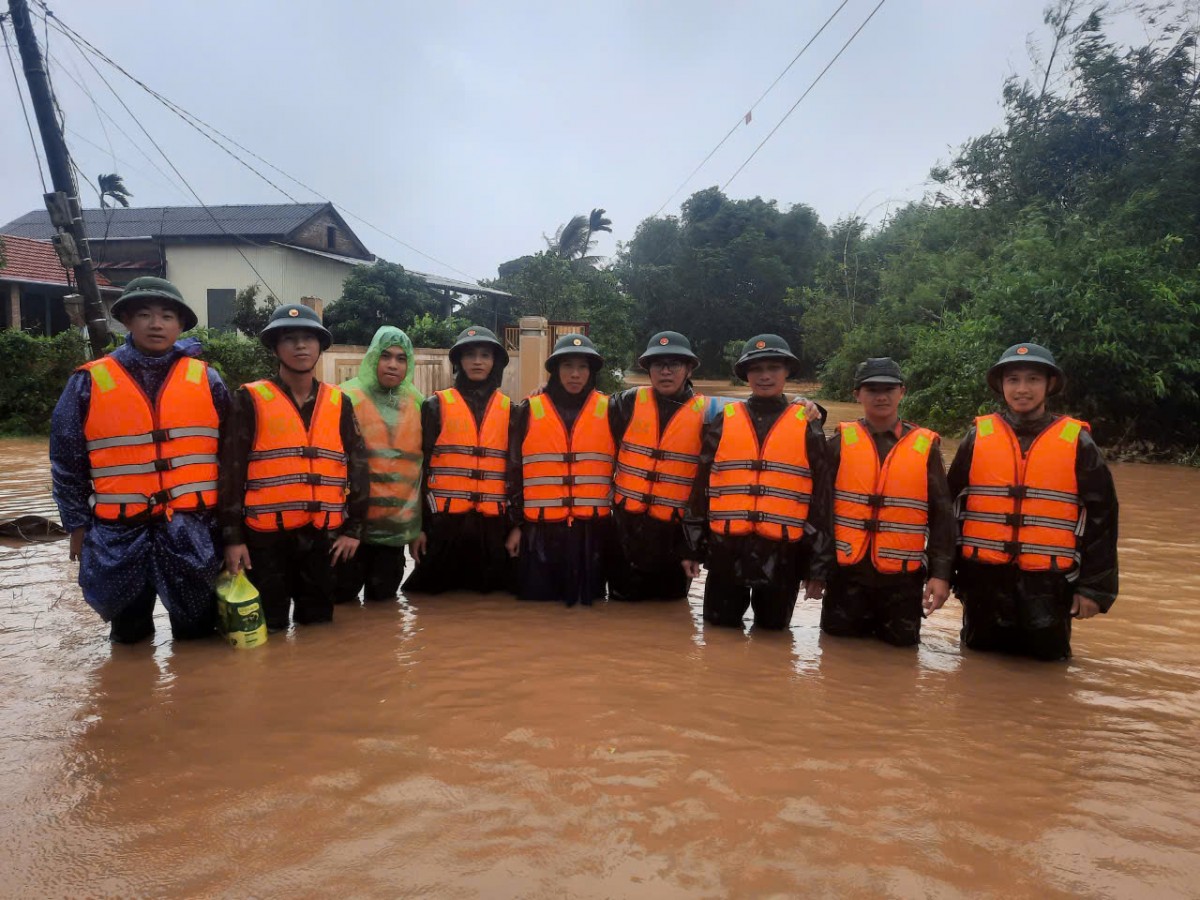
[708,484,811,503]
[427,465,506,481]
[245,473,349,490]
[248,446,347,464]
[712,459,811,477]
[432,444,507,459]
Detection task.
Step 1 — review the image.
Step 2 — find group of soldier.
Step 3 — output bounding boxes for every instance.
[50,276,1119,661]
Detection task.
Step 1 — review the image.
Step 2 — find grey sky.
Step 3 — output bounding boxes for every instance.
[0,1,1138,283]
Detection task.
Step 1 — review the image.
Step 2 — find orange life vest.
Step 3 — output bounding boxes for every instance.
[833,421,936,574]
[243,380,348,532]
[614,386,705,522]
[708,401,812,542]
[521,390,614,522]
[342,383,423,530]
[427,388,510,516]
[81,355,219,521]
[957,413,1087,572]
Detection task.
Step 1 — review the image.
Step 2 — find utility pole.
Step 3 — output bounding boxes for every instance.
[7,0,110,356]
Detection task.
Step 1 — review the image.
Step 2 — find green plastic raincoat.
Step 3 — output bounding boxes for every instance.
[340,326,424,547]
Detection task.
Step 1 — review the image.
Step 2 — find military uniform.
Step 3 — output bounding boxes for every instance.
[948,344,1119,660]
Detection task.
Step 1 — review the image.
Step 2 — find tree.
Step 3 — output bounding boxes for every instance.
[325,260,439,345]
[97,173,132,209]
[229,284,279,337]
[546,208,613,265]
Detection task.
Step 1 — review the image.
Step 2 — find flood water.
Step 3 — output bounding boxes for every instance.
[2,412,1199,898]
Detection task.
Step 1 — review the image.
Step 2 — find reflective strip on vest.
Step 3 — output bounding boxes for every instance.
[957,413,1085,572]
[427,388,510,516]
[613,387,705,522]
[81,356,219,520]
[521,391,615,522]
[707,402,812,542]
[243,381,348,532]
[833,421,936,574]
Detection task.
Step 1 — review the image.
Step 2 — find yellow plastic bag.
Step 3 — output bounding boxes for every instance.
[215,570,268,649]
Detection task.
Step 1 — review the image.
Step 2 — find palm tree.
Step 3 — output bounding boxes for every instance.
[546,208,613,265]
[97,173,132,209]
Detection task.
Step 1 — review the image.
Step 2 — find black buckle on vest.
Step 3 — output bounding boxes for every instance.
[1005,512,1020,527]
[149,489,171,507]
[305,500,323,513]
[1003,540,1020,556]
[469,469,483,480]
[153,458,171,472]
[862,519,880,533]
[150,428,169,443]
[306,473,323,486]
[1008,485,1028,499]
[748,459,765,472]
[469,492,482,504]
[649,447,665,461]
[645,471,660,484]
[867,493,885,508]
[472,446,487,457]
[746,484,765,497]
[563,452,579,463]
[301,446,320,459]
[746,511,763,523]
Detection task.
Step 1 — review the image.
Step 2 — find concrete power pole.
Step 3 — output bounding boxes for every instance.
[7,0,111,356]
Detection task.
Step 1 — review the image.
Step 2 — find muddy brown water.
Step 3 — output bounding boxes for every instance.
[2,413,1199,899]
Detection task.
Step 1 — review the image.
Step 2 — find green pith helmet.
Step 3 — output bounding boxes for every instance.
[545,332,604,372]
[259,303,333,351]
[110,276,198,331]
[854,357,904,388]
[637,331,699,370]
[733,333,800,380]
[449,325,509,371]
[986,342,1065,396]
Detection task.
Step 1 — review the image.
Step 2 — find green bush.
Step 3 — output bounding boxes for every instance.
[406,313,469,349]
[188,328,277,389]
[0,330,88,435]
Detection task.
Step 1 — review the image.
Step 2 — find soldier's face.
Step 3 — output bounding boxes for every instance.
[123,301,182,356]
[556,356,592,394]
[745,360,788,398]
[460,345,495,382]
[649,357,692,396]
[854,382,905,425]
[274,329,320,374]
[377,346,408,389]
[1002,366,1050,415]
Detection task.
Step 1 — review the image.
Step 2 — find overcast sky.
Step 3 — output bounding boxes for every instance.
[0,1,1143,283]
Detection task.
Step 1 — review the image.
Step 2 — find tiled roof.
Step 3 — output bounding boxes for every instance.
[0,234,117,290]
[0,202,329,240]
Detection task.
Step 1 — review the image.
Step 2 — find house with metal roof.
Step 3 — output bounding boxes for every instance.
[0,202,379,330]
[0,234,121,335]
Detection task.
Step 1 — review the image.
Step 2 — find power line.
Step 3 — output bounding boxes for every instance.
[1,14,48,192]
[41,14,282,298]
[36,2,483,283]
[723,0,890,191]
[652,0,852,218]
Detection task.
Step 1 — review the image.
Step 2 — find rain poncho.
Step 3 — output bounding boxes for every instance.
[339,326,423,547]
[50,334,231,631]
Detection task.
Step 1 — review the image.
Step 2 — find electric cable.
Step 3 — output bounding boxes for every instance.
[652,0,852,217]
[2,14,49,192]
[723,0,890,190]
[37,2,482,282]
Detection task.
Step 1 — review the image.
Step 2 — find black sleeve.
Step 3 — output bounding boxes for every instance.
[682,416,723,561]
[924,438,956,582]
[608,387,636,445]
[506,400,529,527]
[218,387,256,546]
[1073,432,1119,610]
[418,395,442,519]
[803,421,836,582]
[946,428,976,501]
[339,398,370,541]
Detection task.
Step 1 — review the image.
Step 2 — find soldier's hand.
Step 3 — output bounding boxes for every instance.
[410,532,428,565]
[69,527,85,562]
[505,527,522,558]
[923,577,950,616]
[804,579,825,601]
[682,560,701,579]
[1071,594,1101,619]
[329,535,360,565]
[224,543,252,574]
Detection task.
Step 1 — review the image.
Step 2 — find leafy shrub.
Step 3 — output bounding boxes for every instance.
[0,330,88,434]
